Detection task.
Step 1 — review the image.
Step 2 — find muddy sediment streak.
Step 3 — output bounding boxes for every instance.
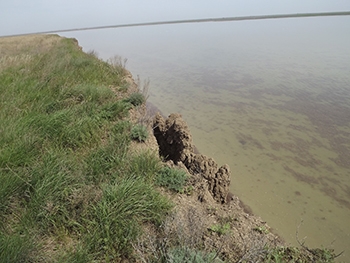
[153,113,231,204]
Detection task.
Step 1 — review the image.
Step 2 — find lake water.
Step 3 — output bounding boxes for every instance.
[62,15,350,260]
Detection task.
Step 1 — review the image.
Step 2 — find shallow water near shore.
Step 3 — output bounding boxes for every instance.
[63,16,350,260]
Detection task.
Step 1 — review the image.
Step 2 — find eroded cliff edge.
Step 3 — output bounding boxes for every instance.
[153,113,231,204]
[138,111,282,261]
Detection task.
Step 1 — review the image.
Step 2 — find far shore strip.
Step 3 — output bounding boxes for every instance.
[2,11,350,38]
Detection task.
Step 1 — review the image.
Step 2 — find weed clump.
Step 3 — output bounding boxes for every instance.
[209,223,231,236]
[156,166,188,193]
[124,92,145,106]
[131,124,148,142]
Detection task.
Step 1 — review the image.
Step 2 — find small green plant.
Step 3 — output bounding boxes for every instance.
[253,226,269,234]
[156,166,188,193]
[131,124,148,142]
[209,223,230,236]
[124,92,145,106]
[184,185,194,196]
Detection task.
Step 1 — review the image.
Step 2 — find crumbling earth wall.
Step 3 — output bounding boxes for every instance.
[153,113,231,204]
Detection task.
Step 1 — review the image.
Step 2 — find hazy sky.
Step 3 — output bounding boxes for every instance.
[1,0,350,37]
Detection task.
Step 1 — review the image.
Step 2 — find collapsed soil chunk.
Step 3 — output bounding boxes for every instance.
[153,113,194,163]
[153,113,231,203]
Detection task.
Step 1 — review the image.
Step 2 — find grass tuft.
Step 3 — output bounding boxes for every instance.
[130,124,149,142]
[156,166,188,193]
[0,232,34,263]
[124,92,145,106]
[209,223,231,236]
[84,176,172,259]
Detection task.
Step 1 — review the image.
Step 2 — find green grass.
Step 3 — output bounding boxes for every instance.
[131,123,149,142]
[124,92,145,106]
[156,166,188,193]
[0,232,34,263]
[0,35,171,262]
[209,223,231,236]
[84,176,171,260]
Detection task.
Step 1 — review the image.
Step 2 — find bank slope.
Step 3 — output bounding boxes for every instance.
[0,35,338,263]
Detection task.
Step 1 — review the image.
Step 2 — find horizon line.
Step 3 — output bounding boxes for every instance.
[1,11,350,38]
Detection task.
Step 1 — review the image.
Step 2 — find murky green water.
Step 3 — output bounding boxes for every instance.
[64,16,350,260]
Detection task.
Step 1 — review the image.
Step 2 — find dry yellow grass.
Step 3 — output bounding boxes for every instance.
[0,34,62,55]
[0,34,63,70]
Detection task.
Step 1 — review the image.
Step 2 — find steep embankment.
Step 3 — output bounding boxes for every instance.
[0,35,338,262]
[148,112,341,262]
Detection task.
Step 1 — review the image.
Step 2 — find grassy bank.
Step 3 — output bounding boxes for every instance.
[0,35,173,262]
[0,35,339,262]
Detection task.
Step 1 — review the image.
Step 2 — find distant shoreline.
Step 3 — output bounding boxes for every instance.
[2,11,350,38]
